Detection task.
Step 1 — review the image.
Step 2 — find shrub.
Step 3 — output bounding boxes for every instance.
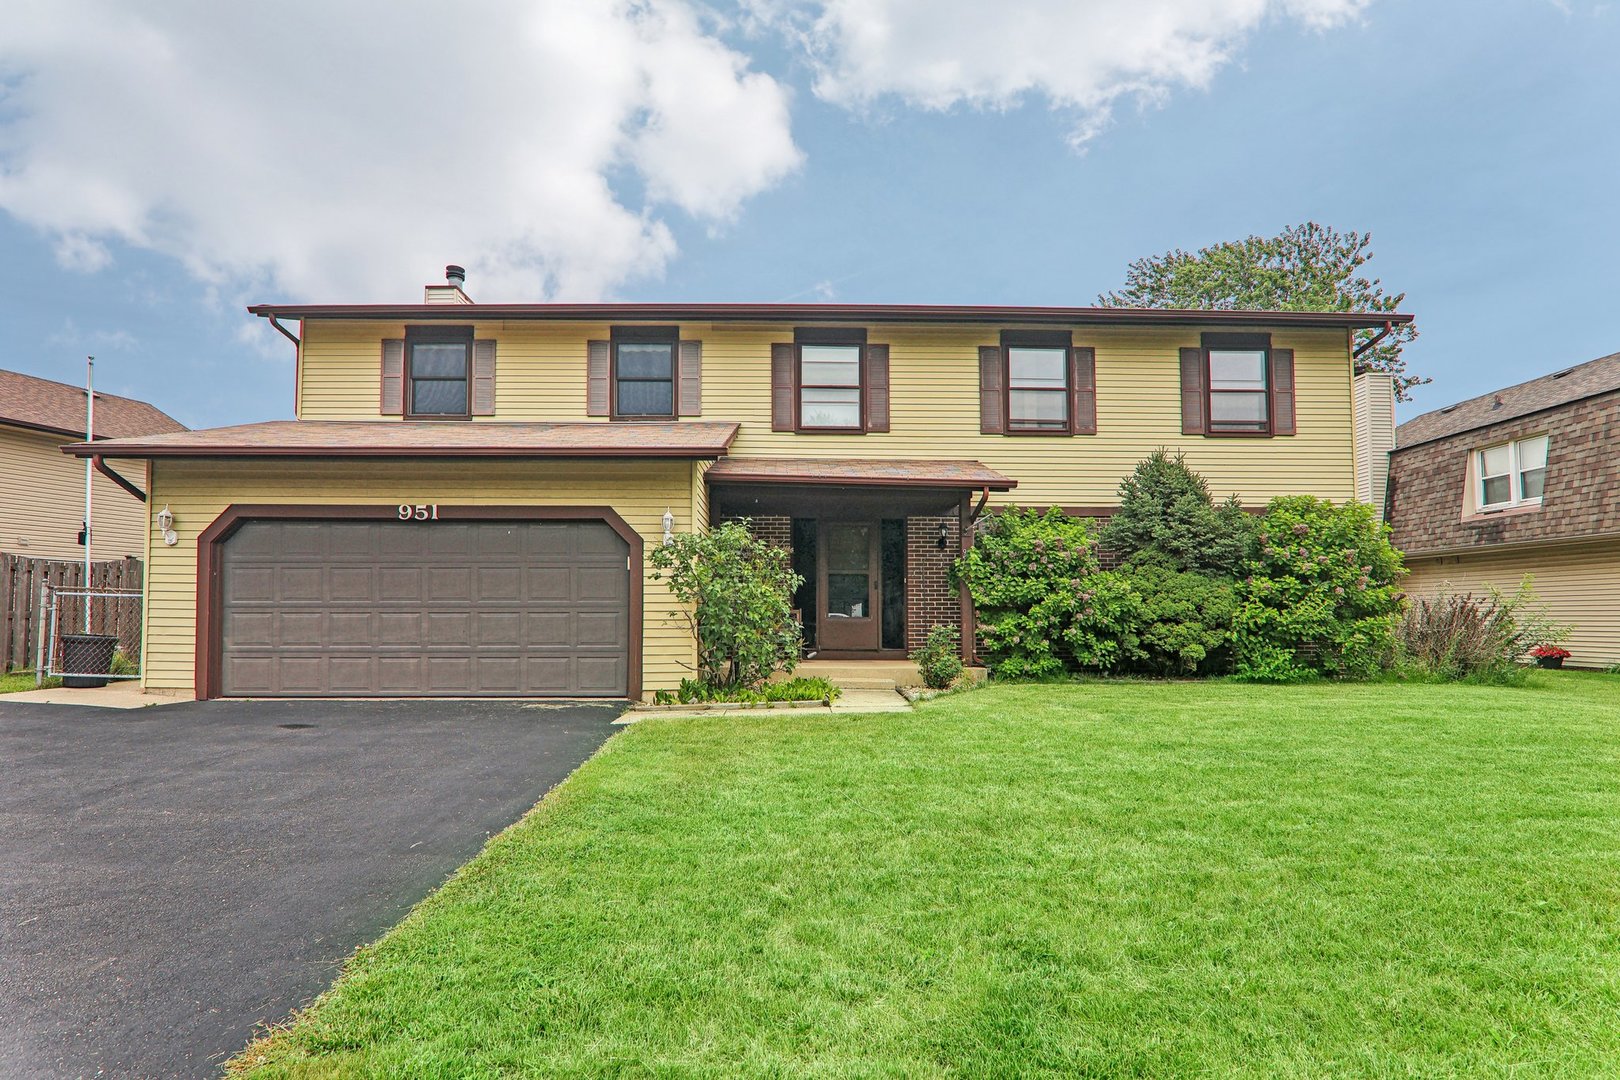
[910,625,965,689]
[649,521,802,691]
[1125,564,1238,675]
[956,508,1104,679]
[1101,449,1255,576]
[1396,578,1568,683]
[1233,496,1405,682]
[1054,570,1145,672]
[655,676,839,705]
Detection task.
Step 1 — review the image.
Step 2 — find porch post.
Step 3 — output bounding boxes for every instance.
[958,491,974,664]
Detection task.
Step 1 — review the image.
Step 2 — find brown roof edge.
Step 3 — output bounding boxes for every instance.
[705,458,1017,491]
[248,302,1413,331]
[63,445,731,460]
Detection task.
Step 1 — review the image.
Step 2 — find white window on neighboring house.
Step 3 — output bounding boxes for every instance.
[1477,434,1549,511]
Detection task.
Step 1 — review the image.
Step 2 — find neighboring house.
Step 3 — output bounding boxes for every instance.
[69,267,1408,700]
[1389,351,1620,668]
[0,369,185,561]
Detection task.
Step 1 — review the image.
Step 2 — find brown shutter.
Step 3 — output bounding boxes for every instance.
[587,340,610,417]
[678,340,702,416]
[380,339,405,415]
[1179,347,1206,435]
[979,345,1005,434]
[864,343,890,433]
[1070,346,1096,435]
[1270,348,1296,436]
[471,339,496,415]
[771,343,796,431]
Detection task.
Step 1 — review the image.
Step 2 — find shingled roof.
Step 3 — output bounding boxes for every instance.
[63,420,740,459]
[0,369,185,440]
[1396,351,1620,450]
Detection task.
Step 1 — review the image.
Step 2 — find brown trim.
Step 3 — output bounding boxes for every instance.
[194,504,644,702]
[1001,330,1075,435]
[706,469,1015,491]
[251,302,1414,331]
[67,444,732,460]
[609,325,680,422]
[93,455,147,502]
[402,325,473,420]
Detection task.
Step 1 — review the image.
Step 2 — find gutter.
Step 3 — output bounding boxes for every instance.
[1352,320,1396,366]
[93,455,147,502]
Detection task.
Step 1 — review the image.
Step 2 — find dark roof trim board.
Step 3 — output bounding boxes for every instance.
[62,420,740,459]
[1396,350,1620,450]
[705,457,1016,491]
[249,302,1411,331]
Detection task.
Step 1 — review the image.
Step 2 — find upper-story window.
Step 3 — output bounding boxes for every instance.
[1478,434,1548,511]
[405,326,472,417]
[612,326,678,419]
[795,327,866,431]
[1206,337,1270,434]
[1003,331,1073,433]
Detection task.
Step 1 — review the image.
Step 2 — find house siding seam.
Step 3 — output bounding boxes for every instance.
[1389,390,1620,556]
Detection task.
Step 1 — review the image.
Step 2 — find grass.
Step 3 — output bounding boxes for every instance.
[0,669,58,693]
[232,673,1620,1078]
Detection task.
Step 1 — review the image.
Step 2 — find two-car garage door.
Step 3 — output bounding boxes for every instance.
[218,519,630,697]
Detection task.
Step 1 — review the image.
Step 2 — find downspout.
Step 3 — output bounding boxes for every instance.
[265,314,302,419]
[93,455,147,503]
[1352,320,1395,368]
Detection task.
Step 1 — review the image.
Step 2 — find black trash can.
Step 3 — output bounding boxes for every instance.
[60,633,120,689]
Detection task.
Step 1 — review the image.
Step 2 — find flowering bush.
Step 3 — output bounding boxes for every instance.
[1233,496,1405,682]
[1529,644,1571,660]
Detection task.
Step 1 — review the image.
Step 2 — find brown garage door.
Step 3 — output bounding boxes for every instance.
[219,519,630,697]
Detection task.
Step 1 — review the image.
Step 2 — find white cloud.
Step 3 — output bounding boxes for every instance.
[0,1,802,302]
[772,0,1369,145]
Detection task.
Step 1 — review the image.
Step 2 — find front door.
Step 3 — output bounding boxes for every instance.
[817,520,880,651]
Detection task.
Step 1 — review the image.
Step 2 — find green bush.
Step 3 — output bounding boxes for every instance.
[1126,564,1238,676]
[1101,449,1255,576]
[656,676,839,705]
[1395,578,1567,684]
[1233,496,1405,682]
[649,521,802,691]
[955,508,1105,679]
[1055,570,1144,672]
[910,625,965,689]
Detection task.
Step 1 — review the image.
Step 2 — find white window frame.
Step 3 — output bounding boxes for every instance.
[1476,435,1549,512]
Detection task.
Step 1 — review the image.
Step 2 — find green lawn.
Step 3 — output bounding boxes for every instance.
[0,670,57,693]
[233,675,1620,1078]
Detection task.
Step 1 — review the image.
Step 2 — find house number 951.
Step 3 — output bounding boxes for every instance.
[398,504,440,521]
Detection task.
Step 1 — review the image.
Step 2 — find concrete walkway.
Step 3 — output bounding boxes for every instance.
[1,681,192,709]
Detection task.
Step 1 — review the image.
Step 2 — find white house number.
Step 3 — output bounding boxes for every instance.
[397,504,440,521]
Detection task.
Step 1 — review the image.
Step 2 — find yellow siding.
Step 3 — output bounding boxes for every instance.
[0,425,149,560]
[298,321,1357,506]
[143,458,700,697]
[1405,542,1620,667]
[692,459,711,532]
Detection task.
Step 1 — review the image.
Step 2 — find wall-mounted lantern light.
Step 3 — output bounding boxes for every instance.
[937,521,949,550]
[156,505,178,547]
[662,509,675,547]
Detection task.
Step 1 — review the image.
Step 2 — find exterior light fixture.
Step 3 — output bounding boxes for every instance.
[662,509,675,547]
[156,505,178,547]
[937,521,949,550]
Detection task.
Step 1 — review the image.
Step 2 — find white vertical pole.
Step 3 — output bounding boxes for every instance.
[84,356,93,633]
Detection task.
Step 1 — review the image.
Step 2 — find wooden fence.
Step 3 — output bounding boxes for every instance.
[0,554,143,673]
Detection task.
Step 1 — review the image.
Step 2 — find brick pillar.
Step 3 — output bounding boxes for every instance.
[906,515,962,652]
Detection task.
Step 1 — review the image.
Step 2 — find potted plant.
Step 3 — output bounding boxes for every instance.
[1529,644,1571,670]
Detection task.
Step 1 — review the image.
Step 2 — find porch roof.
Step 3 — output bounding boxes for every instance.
[705,457,1016,491]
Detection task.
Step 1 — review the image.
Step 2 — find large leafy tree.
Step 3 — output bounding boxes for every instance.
[1098,223,1423,399]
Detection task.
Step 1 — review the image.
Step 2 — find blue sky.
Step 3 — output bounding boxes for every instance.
[1,1,1615,429]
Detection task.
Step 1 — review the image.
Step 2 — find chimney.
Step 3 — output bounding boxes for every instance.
[424,264,473,304]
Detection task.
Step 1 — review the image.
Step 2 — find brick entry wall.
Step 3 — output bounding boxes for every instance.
[906,515,961,652]
[721,513,962,654]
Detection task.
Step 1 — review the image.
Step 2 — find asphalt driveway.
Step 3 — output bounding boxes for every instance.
[0,697,623,1079]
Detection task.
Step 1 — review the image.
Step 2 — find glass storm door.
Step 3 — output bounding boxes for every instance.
[817,521,880,651]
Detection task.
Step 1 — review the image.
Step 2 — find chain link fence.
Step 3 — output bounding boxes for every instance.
[42,587,143,684]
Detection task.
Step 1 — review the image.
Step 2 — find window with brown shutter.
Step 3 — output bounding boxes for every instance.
[403,325,473,419]
[1002,330,1074,434]
[783,327,878,433]
[1200,332,1285,437]
[609,325,678,420]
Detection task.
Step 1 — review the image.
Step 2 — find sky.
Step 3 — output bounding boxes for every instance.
[1,0,1615,430]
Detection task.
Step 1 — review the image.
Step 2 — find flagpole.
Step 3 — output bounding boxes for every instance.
[84,356,93,632]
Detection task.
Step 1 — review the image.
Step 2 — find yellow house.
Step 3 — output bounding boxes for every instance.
[70,267,1409,700]
[1,368,183,561]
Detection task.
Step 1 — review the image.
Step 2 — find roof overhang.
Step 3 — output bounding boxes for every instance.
[61,420,740,460]
[249,302,1413,331]
[706,457,1014,518]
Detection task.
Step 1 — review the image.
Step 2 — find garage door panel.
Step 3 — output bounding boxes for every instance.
[221,519,631,697]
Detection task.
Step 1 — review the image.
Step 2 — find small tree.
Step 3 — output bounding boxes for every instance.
[1101,450,1254,576]
[649,521,802,691]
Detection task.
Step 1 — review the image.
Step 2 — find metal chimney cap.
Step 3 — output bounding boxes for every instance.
[445,264,466,287]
